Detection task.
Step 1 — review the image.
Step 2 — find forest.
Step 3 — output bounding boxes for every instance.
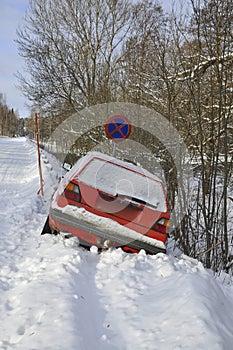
[13,0,233,273]
[0,94,20,136]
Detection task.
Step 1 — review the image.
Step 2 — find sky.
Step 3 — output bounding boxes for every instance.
[0,0,30,117]
[0,0,175,119]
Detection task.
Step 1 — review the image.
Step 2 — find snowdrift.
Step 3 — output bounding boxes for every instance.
[0,137,233,350]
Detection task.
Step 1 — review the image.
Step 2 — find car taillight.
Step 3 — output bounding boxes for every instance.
[63,182,81,203]
[153,218,170,234]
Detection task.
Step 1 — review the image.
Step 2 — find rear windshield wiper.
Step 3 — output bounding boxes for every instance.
[117,194,158,210]
[117,194,146,205]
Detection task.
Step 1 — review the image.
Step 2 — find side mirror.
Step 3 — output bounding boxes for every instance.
[63,162,72,171]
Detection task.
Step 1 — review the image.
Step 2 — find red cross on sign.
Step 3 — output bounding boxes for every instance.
[105,115,131,142]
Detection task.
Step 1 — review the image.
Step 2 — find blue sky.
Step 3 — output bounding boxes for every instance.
[0,0,175,118]
[0,0,29,117]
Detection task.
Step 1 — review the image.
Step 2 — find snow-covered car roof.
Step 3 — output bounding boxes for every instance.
[69,151,163,183]
[63,152,167,212]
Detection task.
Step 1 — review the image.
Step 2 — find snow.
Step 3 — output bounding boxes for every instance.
[76,155,166,211]
[63,151,167,211]
[0,137,233,350]
[56,204,166,250]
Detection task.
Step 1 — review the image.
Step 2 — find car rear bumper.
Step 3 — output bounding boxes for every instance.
[49,207,166,255]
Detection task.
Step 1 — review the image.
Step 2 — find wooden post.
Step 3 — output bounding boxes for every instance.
[35,112,44,196]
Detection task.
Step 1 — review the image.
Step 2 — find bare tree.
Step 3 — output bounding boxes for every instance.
[167,0,233,270]
[16,0,134,114]
[120,0,233,271]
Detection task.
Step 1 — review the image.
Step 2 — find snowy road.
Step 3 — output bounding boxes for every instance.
[0,137,233,350]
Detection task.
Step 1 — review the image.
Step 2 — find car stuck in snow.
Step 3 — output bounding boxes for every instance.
[43,152,170,254]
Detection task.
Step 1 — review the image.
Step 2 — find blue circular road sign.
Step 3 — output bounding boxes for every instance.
[105,115,131,142]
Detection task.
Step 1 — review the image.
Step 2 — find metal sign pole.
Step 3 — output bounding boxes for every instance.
[113,142,116,157]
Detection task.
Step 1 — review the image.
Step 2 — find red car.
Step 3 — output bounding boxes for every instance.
[44,152,170,254]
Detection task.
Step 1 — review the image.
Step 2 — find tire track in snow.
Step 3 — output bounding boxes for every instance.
[1,137,233,350]
[0,137,117,349]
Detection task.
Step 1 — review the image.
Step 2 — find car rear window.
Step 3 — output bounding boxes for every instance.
[77,158,167,212]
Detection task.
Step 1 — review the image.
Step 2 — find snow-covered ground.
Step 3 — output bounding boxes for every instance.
[0,137,233,350]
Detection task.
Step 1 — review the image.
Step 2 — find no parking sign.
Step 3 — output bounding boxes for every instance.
[105,115,131,142]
